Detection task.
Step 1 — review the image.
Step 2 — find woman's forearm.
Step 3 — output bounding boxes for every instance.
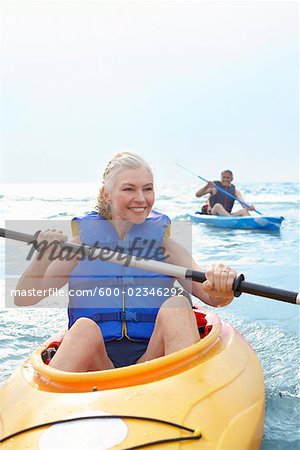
[14,255,52,305]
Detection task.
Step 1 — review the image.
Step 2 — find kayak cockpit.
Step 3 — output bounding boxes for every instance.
[25,309,222,393]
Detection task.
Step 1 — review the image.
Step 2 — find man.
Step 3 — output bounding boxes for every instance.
[195,170,255,216]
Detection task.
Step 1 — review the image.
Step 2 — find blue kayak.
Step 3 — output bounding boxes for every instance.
[191,213,284,230]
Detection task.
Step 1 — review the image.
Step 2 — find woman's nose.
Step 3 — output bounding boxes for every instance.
[133,190,146,202]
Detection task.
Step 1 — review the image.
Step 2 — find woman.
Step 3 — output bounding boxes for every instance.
[15,152,237,372]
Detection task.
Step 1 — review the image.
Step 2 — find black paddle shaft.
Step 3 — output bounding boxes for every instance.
[0,228,39,243]
[1,228,299,305]
[188,270,299,304]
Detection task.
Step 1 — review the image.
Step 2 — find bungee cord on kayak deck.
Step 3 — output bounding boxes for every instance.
[124,433,202,450]
[0,414,202,447]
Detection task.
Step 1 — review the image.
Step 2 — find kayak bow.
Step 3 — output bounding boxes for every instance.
[0,308,265,450]
[191,213,284,231]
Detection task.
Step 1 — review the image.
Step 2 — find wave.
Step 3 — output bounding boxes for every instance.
[1,182,298,204]
[2,196,94,203]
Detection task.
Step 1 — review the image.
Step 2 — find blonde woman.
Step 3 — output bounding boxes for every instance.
[15,152,236,372]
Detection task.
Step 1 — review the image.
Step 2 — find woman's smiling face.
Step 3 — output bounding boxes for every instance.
[105,167,155,224]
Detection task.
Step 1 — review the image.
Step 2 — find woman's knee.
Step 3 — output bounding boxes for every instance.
[154,296,199,348]
[162,295,193,309]
[69,317,103,341]
[156,296,193,324]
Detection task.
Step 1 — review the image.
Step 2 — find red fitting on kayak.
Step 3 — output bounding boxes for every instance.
[41,342,60,365]
[193,307,212,338]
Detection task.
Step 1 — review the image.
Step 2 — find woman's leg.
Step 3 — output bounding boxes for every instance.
[49,317,114,372]
[137,296,199,363]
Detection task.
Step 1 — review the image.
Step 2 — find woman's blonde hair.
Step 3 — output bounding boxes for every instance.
[96,151,153,216]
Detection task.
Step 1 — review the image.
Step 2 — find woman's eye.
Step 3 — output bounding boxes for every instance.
[123,187,152,192]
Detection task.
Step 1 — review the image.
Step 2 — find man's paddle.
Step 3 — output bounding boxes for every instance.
[1,228,299,305]
[176,162,263,215]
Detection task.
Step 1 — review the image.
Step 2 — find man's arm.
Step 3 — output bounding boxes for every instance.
[235,189,255,211]
[195,182,215,198]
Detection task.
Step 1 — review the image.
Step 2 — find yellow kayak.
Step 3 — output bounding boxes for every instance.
[0,309,265,450]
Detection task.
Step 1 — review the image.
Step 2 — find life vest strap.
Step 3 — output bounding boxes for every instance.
[70,276,174,288]
[91,311,157,323]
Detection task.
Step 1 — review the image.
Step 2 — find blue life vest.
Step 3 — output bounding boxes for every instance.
[68,211,175,342]
[209,181,236,213]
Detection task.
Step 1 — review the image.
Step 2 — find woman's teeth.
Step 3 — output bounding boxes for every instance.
[130,207,146,212]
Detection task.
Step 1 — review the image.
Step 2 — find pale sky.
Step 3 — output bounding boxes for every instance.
[0,0,298,184]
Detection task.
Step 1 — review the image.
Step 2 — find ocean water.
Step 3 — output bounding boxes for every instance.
[0,181,299,449]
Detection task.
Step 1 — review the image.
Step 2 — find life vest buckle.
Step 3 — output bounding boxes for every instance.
[119,311,138,322]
